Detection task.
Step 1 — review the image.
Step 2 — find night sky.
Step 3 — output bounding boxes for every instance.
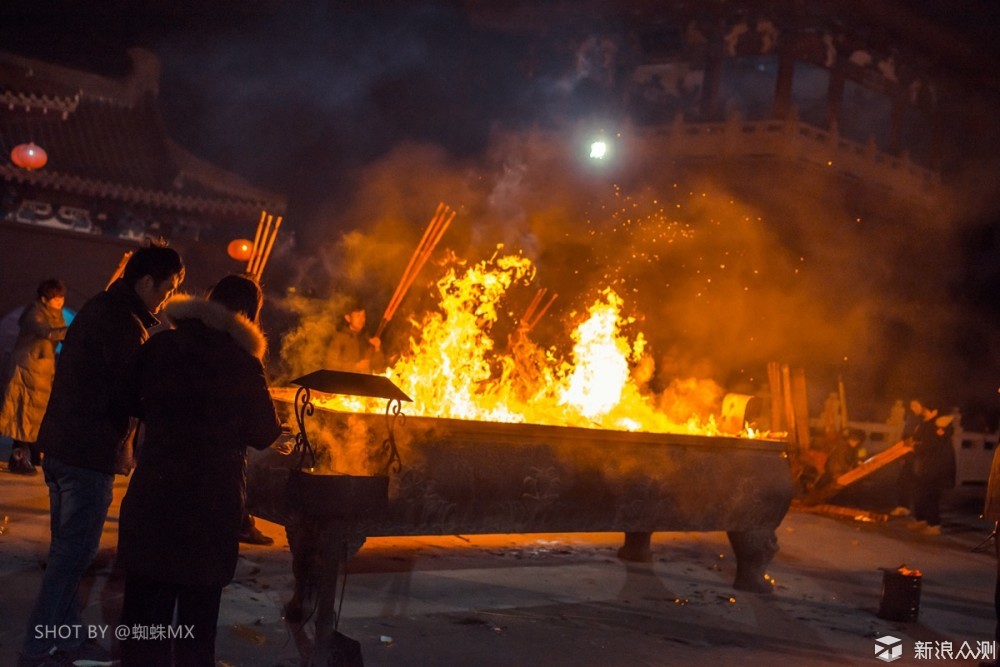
[2,2,536,238]
[4,0,1000,424]
[3,2,998,239]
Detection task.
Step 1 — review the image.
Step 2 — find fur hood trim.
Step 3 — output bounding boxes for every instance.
[162,294,267,361]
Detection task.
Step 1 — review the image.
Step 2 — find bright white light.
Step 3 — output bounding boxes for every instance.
[589,141,608,159]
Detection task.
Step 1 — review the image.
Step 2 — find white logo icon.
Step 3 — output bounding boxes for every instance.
[876,635,903,662]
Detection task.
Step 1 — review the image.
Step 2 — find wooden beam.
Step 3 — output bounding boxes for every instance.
[791,367,811,449]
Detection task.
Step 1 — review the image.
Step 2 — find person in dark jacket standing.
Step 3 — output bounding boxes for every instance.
[117,274,281,667]
[908,400,956,536]
[1,279,67,474]
[18,246,184,667]
[889,398,924,518]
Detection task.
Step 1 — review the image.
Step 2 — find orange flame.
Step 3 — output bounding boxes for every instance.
[294,249,743,436]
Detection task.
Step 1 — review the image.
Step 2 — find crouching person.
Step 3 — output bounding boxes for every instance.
[117,275,281,667]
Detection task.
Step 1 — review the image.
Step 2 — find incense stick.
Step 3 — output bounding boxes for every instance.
[387,208,454,322]
[254,216,282,281]
[520,289,546,328]
[520,289,557,332]
[389,208,454,319]
[382,206,446,317]
[249,214,274,277]
[105,251,134,290]
[376,203,454,338]
[247,210,267,274]
[526,293,558,331]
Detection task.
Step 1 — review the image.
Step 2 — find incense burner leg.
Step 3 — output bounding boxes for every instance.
[617,531,652,562]
[284,517,319,624]
[727,529,778,594]
[286,518,368,667]
[311,523,345,658]
[284,518,347,666]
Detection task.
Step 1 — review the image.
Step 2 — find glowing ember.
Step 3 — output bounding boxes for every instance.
[288,249,744,436]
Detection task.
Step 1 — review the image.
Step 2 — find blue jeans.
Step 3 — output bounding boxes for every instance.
[21,455,114,657]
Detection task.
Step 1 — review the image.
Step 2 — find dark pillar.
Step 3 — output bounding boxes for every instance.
[700,36,725,121]
[826,54,847,132]
[773,40,796,119]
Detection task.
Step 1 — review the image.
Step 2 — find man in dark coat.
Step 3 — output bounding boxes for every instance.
[890,398,924,518]
[19,246,184,667]
[324,302,385,374]
[117,275,281,667]
[0,278,67,474]
[908,400,956,536]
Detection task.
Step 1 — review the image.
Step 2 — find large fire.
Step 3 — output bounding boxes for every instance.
[287,249,736,436]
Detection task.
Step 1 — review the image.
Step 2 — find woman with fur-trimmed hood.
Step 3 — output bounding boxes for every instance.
[117,274,281,667]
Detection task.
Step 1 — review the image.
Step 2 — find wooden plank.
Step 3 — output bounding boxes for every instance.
[802,440,912,505]
[781,364,796,446]
[767,361,783,432]
[838,375,849,428]
[835,440,912,486]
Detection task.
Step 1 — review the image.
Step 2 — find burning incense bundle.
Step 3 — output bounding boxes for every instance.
[247,210,283,281]
[375,202,456,338]
[518,288,558,332]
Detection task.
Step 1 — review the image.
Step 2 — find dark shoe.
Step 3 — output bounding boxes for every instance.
[66,640,117,666]
[283,592,305,623]
[17,648,71,667]
[239,524,274,546]
[8,449,38,475]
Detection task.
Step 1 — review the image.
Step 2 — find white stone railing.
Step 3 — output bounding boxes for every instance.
[635,115,941,201]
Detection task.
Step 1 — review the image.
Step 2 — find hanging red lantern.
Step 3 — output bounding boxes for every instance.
[227,238,254,262]
[10,142,47,170]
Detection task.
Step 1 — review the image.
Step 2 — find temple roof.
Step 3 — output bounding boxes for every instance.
[0,48,286,219]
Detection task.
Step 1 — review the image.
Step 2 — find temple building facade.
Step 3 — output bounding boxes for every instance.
[0,47,287,315]
[472,0,999,213]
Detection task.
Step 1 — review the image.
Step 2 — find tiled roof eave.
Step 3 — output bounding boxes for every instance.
[1,90,82,117]
[0,164,280,219]
[167,140,286,208]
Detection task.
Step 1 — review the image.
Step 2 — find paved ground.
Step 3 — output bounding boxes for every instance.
[0,452,996,666]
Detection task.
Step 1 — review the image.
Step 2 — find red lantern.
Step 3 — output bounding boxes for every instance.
[10,142,47,170]
[227,238,254,262]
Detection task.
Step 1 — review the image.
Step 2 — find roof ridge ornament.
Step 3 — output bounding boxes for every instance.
[2,90,81,118]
